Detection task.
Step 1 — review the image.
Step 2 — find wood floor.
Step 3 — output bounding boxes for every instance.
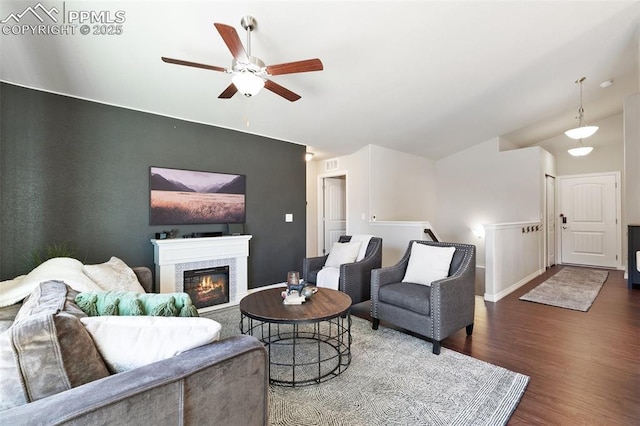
[352,265,640,425]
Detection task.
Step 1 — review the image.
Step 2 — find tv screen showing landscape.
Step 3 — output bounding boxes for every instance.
[150,167,246,225]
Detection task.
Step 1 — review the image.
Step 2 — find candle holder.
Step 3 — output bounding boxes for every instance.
[286,271,304,295]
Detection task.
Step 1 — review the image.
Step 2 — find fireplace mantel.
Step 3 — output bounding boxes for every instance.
[151,235,252,312]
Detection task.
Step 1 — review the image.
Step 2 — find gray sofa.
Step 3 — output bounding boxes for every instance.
[0,267,269,426]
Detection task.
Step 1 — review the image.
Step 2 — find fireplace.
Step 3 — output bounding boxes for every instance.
[183,266,230,309]
[151,235,251,312]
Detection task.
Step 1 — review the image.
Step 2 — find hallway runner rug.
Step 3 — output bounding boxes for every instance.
[519,266,609,312]
[204,306,529,426]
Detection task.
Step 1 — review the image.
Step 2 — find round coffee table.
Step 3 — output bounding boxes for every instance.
[239,286,352,387]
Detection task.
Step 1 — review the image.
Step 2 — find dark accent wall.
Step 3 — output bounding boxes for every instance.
[0,83,306,288]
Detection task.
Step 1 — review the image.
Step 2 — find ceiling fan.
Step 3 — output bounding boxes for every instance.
[161,16,323,102]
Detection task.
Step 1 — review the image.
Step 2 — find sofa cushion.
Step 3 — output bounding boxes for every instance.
[75,291,198,317]
[81,316,222,373]
[402,243,456,286]
[83,256,145,293]
[379,282,431,316]
[0,281,110,411]
[325,241,361,268]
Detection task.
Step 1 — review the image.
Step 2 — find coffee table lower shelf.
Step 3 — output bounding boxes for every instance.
[241,314,351,387]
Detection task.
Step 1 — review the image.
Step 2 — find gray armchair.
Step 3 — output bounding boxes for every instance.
[303,236,382,304]
[371,241,476,355]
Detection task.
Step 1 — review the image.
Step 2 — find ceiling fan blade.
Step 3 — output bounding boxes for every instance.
[214,23,249,63]
[264,79,301,102]
[218,83,238,99]
[161,57,226,72]
[266,58,324,76]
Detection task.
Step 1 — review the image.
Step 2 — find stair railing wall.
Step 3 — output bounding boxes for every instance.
[484,221,544,302]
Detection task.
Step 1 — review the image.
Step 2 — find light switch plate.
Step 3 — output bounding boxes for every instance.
[285,213,293,222]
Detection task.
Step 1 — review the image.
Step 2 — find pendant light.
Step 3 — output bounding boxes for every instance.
[565,77,598,140]
[568,139,593,157]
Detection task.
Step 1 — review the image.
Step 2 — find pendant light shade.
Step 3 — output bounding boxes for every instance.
[568,139,594,157]
[565,77,598,140]
[565,125,598,140]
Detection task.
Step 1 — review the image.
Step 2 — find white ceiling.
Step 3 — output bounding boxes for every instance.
[2,1,639,160]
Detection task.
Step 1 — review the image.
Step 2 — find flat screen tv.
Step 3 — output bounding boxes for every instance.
[149,166,246,225]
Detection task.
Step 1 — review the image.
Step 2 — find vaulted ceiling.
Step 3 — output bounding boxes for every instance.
[2,1,639,160]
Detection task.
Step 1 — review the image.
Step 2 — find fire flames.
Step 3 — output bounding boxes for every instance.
[197,275,226,295]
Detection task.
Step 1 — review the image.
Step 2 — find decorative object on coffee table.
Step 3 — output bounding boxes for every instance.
[286,271,305,295]
[301,286,316,299]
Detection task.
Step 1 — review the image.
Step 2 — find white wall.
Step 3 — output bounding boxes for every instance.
[305,144,437,261]
[305,147,369,257]
[306,159,320,256]
[624,93,640,277]
[485,221,544,301]
[369,145,437,222]
[625,94,640,225]
[435,137,549,268]
[340,147,371,236]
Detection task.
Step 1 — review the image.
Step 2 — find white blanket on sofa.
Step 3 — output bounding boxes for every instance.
[0,257,146,308]
[316,266,340,290]
[0,258,105,307]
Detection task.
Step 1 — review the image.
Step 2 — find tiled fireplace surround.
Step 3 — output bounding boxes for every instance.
[151,235,252,313]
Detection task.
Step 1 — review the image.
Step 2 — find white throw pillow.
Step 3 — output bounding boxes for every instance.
[324,241,361,268]
[80,316,222,373]
[83,256,145,293]
[350,235,374,261]
[402,243,456,286]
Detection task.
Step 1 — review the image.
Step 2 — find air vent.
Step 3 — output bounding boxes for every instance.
[325,158,339,171]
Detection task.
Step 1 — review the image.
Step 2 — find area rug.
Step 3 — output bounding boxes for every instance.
[519,266,609,312]
[203,307,529,426]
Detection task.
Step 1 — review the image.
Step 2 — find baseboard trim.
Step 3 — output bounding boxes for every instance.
[484,268,544,302]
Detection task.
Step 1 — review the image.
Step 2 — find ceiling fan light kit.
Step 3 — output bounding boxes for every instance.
[232,71,265,97]
[161,15,323,102]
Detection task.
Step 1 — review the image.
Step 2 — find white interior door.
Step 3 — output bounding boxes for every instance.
[322,176,346,254]
[546,175,556,268]
[559,173,619,268]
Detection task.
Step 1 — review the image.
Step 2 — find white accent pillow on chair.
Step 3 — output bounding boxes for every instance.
[324,241,361,268]
[402,243,456,286]
[350,235,373,261]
